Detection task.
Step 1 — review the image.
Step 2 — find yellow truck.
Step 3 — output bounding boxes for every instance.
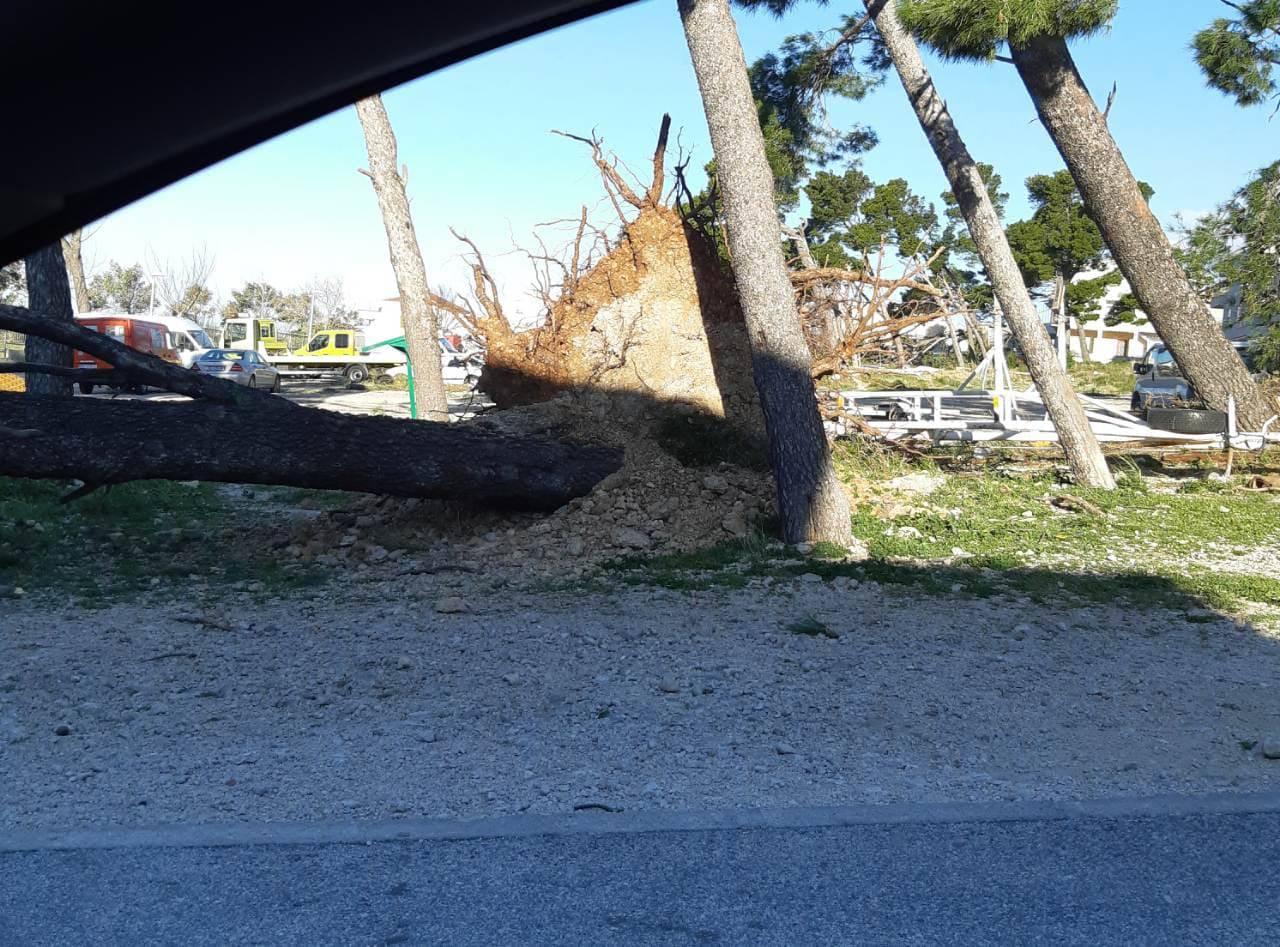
[218,317,404,385]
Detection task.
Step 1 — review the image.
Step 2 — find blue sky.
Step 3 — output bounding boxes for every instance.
[90,0,1277,320]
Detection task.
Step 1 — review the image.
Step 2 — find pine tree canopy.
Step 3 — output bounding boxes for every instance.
[895,0,1118,61]
[1193,0,1280,108]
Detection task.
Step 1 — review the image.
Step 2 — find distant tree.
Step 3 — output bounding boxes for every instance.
[60,229,92,313]
[1220,161,1280,328]
[1005,169,1107,364]
[1105,289,1145,327]
[682,3,886,256]
[229,282,283,318]
[938,160,1008,307]
[804,169,938,265]
[679,0,854,545]
[88,262,151,314]
[150,246,217,324]
[1173,211,1236,299]
[899,0,1273,428]
[1194,0,1280,109]
[355,93,449,422]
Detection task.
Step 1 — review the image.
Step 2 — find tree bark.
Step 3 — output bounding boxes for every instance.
[1011,34,1272,431]
[60,229,91,313]
[867,0,1114,488]
[0,395,621,510]
[355,95,449,422]
[679,0,852,545]
[20,244,76,397]
[1052,273,1068,369]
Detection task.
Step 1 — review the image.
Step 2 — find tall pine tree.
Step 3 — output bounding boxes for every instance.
[898,0,1273,429]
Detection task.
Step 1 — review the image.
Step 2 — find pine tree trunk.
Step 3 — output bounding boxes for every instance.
[1011,35,1271,430]
[868,0,1113,488]
[61,230,91,314]
[1053,273,1068,369]
[679,0,853,544]
[21,244,75,397]
[355,95,449,422]
[0,395,621,510]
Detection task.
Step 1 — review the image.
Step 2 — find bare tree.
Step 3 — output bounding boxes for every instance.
[678,0,853,545]
[355,93,449,422]
[868,0,1113,489]
[21,243,76,396]
[60,229,91,313]
[150,245,217,322]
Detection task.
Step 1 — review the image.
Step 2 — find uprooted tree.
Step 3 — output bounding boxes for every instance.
[0,303,621,509]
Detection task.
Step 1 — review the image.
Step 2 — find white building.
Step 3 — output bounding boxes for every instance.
[1065,269,1160,362]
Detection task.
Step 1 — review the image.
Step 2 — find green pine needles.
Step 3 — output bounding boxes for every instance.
[896,0,1119,60]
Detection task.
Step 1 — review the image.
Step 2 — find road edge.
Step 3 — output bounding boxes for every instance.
[5,790,1280,853]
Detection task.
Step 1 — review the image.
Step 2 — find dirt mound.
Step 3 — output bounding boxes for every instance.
[280,394,776,581]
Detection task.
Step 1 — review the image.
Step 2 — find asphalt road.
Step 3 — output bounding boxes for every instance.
[3,797,1278,946]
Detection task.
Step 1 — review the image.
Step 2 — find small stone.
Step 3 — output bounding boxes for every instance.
[775,743,797,755]
[794,542,814,555]
[659,676,680,694]
[565,536,586,557]
[799,573,823,584]
[702,474,729,493]
[721,510,749,537]
[435,596,469,614]
[396,656,414,671]
[1262,739,1280,760]
[501,672,522,686]
[53,724,71,737]
[611,526,651,550]
[418,729,438,744]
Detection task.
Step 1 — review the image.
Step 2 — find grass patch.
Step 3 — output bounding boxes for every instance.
[606,462,1280,618]
[1068,360,1138,396]
[0,478,327,606]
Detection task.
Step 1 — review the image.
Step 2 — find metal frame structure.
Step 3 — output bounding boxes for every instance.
[839,317,1279,451]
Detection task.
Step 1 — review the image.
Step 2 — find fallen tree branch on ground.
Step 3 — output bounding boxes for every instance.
[0,395,623,510]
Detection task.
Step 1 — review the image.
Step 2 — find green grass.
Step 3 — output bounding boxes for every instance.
[606,462,1280,618]
[0,478,326,606]
[1068,360,1139,396]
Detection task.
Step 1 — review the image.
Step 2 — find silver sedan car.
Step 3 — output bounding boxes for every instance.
[193,348,281,391]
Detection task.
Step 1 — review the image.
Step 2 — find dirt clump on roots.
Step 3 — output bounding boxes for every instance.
[479,205,764,440]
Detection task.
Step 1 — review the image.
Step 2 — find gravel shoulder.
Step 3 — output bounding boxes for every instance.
[3,573,1279,831]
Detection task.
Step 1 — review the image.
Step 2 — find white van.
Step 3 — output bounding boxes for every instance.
[147,314,216,367]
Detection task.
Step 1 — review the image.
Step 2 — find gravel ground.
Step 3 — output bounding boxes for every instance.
[3,574,1279,831]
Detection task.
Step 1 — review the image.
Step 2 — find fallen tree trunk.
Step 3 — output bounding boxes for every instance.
[0,395,623,510]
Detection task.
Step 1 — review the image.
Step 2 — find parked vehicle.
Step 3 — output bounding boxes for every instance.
[193,348,281,391]
[1131,340,1266,433]
[218,316,481,387]
[219,317,402,385]
[150,314,216,367]
[74,313,177,394]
